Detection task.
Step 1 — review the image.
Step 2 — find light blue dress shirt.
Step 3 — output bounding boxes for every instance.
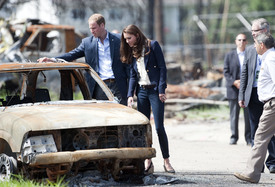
[97,32,114,80]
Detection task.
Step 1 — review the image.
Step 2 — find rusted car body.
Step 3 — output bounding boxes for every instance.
[19,24,78,60]
[0,62,155,181]
[1,19,83,62]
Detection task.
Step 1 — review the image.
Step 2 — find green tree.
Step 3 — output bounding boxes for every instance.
[248,0,275,11]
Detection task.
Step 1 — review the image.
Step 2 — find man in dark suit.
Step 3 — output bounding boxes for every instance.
[38,13,128,105]
[239,18,275,173]
[224,33,251,145]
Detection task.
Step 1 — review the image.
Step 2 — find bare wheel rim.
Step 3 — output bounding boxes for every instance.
[0,154,14,181]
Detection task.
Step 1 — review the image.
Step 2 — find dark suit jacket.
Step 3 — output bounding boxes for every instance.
[127,40,167,97]
[56,32,129,100]
[239,45,257,107]
[223,49,242,100]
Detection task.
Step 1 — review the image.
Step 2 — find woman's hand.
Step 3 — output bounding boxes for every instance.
[127,97,134,108]
[159,93,166,103]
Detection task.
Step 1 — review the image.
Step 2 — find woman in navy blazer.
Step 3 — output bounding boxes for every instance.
[120,24,175,174]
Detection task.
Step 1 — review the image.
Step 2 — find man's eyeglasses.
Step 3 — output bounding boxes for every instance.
[238,39,246,41]
[251,28,263,32]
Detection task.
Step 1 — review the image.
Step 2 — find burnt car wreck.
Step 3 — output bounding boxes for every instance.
[0,62,156,181]
[0,19,83,63]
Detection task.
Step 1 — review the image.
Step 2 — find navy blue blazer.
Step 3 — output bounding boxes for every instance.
[56,32,129,99]
[223,49,241,100]
[127,40,167,97]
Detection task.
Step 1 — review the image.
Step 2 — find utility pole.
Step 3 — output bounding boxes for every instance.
[154,0,164,45]
[220,0,230,44]
[148,0,154,39]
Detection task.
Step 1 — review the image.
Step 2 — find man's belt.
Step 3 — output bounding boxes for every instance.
[104,78,116,83]
[140,84,156,89]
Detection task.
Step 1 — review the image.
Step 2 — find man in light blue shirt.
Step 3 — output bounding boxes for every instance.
[38,14,129,105]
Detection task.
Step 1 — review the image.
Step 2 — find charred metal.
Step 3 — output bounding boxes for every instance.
[0,62,155,181]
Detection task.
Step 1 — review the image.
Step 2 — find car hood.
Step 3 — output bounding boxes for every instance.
[0,101,149,151]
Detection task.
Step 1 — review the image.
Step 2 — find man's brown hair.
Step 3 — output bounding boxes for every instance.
[88,13,105,26]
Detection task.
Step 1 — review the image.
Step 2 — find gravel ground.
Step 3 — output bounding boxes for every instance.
[64,116,275,186]
[146,117,275,186]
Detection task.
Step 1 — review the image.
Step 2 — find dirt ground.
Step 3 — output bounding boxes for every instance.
[147,117,275,186]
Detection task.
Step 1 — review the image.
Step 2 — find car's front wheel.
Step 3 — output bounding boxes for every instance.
[0,153,17,181]
[111,159,145,181]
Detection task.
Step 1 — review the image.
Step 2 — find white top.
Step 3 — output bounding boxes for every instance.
[97,32,114,80]
[136,51,151,85]
[258,47,275,102]
[237,48,245,73]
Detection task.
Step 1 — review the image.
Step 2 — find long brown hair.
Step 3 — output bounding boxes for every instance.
[120,24,151,64]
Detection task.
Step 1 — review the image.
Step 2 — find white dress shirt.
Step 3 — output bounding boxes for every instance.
[258,47,275,102]
[237,48,245,74]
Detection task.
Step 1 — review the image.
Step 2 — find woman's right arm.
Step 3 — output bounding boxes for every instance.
[127,63,137,96]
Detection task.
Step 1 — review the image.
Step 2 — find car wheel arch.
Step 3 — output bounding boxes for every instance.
[0,138,16,158]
